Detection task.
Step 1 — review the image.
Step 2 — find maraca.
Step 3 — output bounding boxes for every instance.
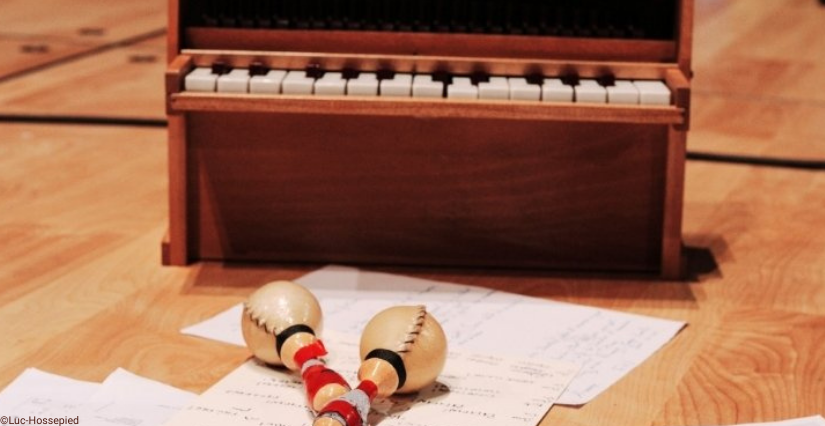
[242,280,351,411]
[314,305,448,426]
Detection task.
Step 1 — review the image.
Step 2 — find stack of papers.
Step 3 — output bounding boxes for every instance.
[164,331,579,426]
[182,265,686,405]
[0,368,195,426]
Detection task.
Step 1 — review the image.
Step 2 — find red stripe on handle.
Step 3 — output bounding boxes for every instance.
[294,340,328,368]
[318,399,362,426]
[356,380,378,401]
[303,365,350,407]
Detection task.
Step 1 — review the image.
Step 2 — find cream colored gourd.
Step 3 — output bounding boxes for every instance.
[358,305,447,396]
[241,280,323,370]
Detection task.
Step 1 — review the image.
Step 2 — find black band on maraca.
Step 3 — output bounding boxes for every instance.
[365,349,407,389]
[275,324,315,356]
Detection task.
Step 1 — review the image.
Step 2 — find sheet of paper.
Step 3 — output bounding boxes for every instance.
[0,368,196,426]
[164,330,579,426]
[0,368,99,418]
[78,368,197,426]
[180,265,686,405]
[181,303,245,346]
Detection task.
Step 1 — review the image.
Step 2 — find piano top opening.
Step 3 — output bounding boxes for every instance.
[180,0,679,41]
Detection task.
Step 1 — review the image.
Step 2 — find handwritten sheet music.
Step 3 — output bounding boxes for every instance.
[181,265,685,405]
[164,331,579,426]
[79,368,196,426]
[0,368,195,426]
[0,369,99,418]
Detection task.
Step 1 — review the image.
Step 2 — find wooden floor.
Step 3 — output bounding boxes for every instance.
[0,1,823,425]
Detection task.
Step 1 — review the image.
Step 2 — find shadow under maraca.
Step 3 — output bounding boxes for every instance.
[367,381,451,426]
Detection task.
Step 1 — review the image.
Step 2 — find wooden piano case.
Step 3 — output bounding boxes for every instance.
[164,0,693,278]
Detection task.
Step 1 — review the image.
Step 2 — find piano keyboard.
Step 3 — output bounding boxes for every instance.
[184,66,672,106]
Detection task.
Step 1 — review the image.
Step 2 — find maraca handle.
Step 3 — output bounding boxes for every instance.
[313,381,376,426]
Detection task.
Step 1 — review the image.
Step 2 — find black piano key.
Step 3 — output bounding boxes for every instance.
[470,71,490,85]
[342,68,360,80]
[560,73,579,87]
[249,62,269,76]
[526,73,544,86]
[211,60,231,75]
[432,70,452,85]
[597,74,616,87]
[305,63,324,79]
[376,69,395,80]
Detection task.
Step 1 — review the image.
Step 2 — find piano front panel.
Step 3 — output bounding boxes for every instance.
[187,111,669,272]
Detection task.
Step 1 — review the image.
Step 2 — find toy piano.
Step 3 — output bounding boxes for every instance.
[163,0,693,278]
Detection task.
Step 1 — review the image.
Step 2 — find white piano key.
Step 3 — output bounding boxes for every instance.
[412,75,444,98]
[217,69,251,93]
[607,80,640,105]
[575,79,607,104]
[413,74,433,84]
[380,74,413,97]
[633,80,672,105]
[452,77,473,86]
[249,70,286,94]
[541,79,574,103]
[282,70,315,95]
[184,67,218,92]
[347,73,379,97]
[508,77,528,86]
[314,72,347,96]
[508,77,540,101]
[447,77,478,99]
[478,77,509,100]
